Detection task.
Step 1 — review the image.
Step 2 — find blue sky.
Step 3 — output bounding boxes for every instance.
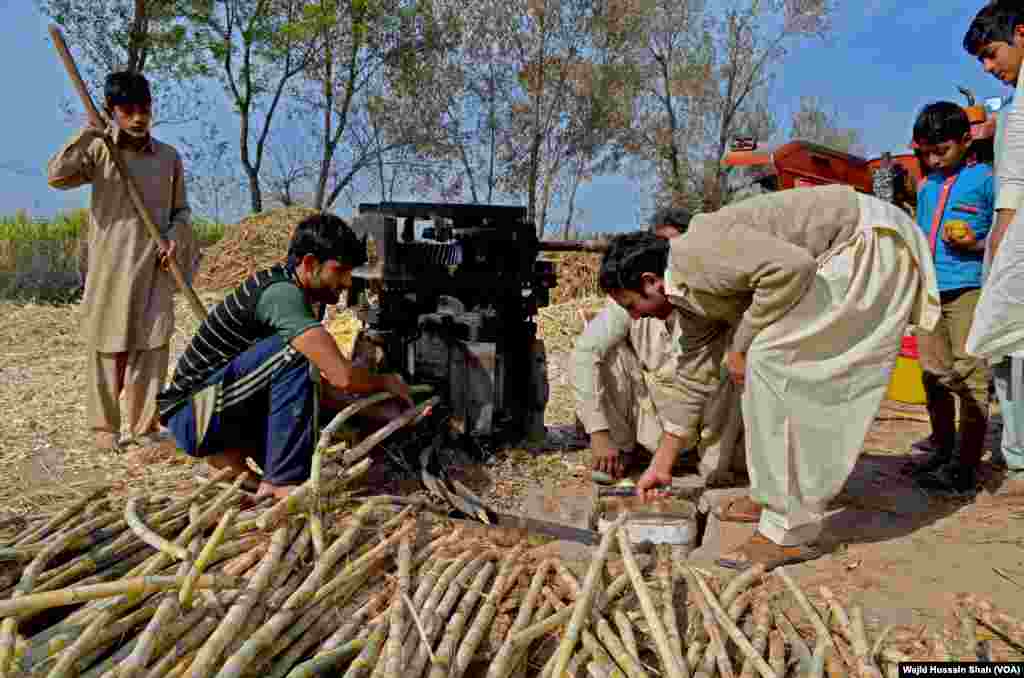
[0,0,1011,231]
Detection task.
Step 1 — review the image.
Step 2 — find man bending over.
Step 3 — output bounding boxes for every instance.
[599,185,940,570]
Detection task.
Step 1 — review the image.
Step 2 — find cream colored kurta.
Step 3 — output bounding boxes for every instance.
[48,127,191,352]
[571,300,745,482]
[663,185,940,545]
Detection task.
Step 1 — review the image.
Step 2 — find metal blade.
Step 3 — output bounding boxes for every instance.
[487,512,601,546]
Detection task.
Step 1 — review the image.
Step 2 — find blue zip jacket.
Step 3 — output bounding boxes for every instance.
[915,162,994,292]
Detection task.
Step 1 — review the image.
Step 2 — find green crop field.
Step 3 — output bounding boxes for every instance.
[0,209,226,246]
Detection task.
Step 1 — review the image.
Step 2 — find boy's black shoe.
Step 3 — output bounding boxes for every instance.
[901,448,954,477]
[915,462,978,494]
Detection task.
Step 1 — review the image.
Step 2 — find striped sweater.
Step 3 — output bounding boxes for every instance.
[157,264,297,421]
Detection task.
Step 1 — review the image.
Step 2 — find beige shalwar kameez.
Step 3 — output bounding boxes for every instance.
[663,185,940,546]
[48,127,194,438]
[571,301,745,484]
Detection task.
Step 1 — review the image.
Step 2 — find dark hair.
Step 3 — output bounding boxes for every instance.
[912,102,970,146]
[649,206,693,234]
[964,1,1024,56]
[598,231,669,293]
[287,213,367,269]
[104,71,152,112]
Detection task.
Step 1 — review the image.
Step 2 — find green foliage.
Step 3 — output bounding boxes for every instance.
[0,210,87,241]
[0,210,225,246]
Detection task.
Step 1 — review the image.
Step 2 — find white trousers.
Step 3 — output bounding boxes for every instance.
[745,199,927,545]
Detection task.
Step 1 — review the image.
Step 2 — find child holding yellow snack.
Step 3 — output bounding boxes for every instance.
[904,101,994,493]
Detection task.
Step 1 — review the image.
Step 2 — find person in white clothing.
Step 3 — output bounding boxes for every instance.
[573,208,746,487]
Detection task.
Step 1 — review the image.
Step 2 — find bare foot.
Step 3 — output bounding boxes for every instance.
[94,431,121,451]
[258,481,299,500]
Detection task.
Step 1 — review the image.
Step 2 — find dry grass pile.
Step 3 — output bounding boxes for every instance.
[195,207,319,291]
[543,252,602,305]
[1,476,1018,677]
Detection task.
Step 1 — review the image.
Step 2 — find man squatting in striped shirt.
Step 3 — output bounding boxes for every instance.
[156,213,413,499]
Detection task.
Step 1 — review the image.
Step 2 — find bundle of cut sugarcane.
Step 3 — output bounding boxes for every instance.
[0,387,1018,676]
[1,477,1020,678]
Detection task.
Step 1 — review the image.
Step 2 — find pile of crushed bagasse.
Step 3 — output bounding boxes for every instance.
[2,469,1017,678]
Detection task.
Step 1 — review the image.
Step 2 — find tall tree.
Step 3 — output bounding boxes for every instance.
[789,95,862,153]
[41,0,205,127]
[175,0,320,213]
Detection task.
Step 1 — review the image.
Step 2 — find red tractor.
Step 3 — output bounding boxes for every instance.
[722,89,1004,216]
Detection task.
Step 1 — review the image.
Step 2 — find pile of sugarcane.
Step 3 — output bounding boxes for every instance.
[1,382,1022,677]
[0,470,1021,678]
[4,467,1019,678]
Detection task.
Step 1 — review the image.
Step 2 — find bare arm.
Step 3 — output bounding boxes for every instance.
[291,326,411,404]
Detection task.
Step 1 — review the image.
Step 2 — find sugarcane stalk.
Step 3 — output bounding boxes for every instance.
[48,601,159,677]
[180,507,237,608]
[15,490,107,547]
[286,638,367,678]
[565,648,592,678]
[215,520,413,678]
[548,516,626,678]
[554,566,649,678]
[686,641,705,672]
[487,559,553,678]
[141,616,221,678]
[775,567,833,650]
[253,570,372,678]
[596,617,650,678]
[587,660,613,678]
[412,529,466,570]
[341,623,388,678]
[408,552,498,677]
[451,555,525,678]
[738,601,771,678]
[341,397,440,468]
[685,569,733,678]
[961,595,1024,648]
[380,533,414,675]
[957,609,977,662]
[579,629,626,678]
[767,630,784,676]
[850,606,884,678]
[658,546,683,662]
[695,588,755,677]
[427,560,494,678]
[771,606,812,675]
[125,498,190,562]
[309,520,416,609]
[0,508,121,676]
[619,533,689,678]
[612,609,639,662]
[683,566,777,678]
[45,608,112,678]
[0,573,243,618]
[118,552,194,677]
[264,578,376,678]
[720,564,766,607]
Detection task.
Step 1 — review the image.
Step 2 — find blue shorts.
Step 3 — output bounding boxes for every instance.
[166,335,316,485]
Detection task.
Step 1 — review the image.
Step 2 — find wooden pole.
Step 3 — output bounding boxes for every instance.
[49,24,208,323]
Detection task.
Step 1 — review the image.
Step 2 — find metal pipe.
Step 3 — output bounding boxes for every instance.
[538,239,609,253]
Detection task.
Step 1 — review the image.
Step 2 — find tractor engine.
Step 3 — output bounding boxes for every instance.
[347,202,560,452]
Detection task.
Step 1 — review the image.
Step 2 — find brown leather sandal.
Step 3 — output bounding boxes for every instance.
[716,532,826,571]
[712,496,763,523]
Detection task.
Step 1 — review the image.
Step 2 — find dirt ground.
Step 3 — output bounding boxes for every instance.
[1,293,1022,657]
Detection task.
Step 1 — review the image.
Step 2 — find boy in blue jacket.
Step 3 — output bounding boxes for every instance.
[905,101,994,492]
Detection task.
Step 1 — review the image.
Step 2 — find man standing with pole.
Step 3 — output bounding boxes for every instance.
[47,29,202,452]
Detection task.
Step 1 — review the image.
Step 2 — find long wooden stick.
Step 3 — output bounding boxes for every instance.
[48,24,208,322]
